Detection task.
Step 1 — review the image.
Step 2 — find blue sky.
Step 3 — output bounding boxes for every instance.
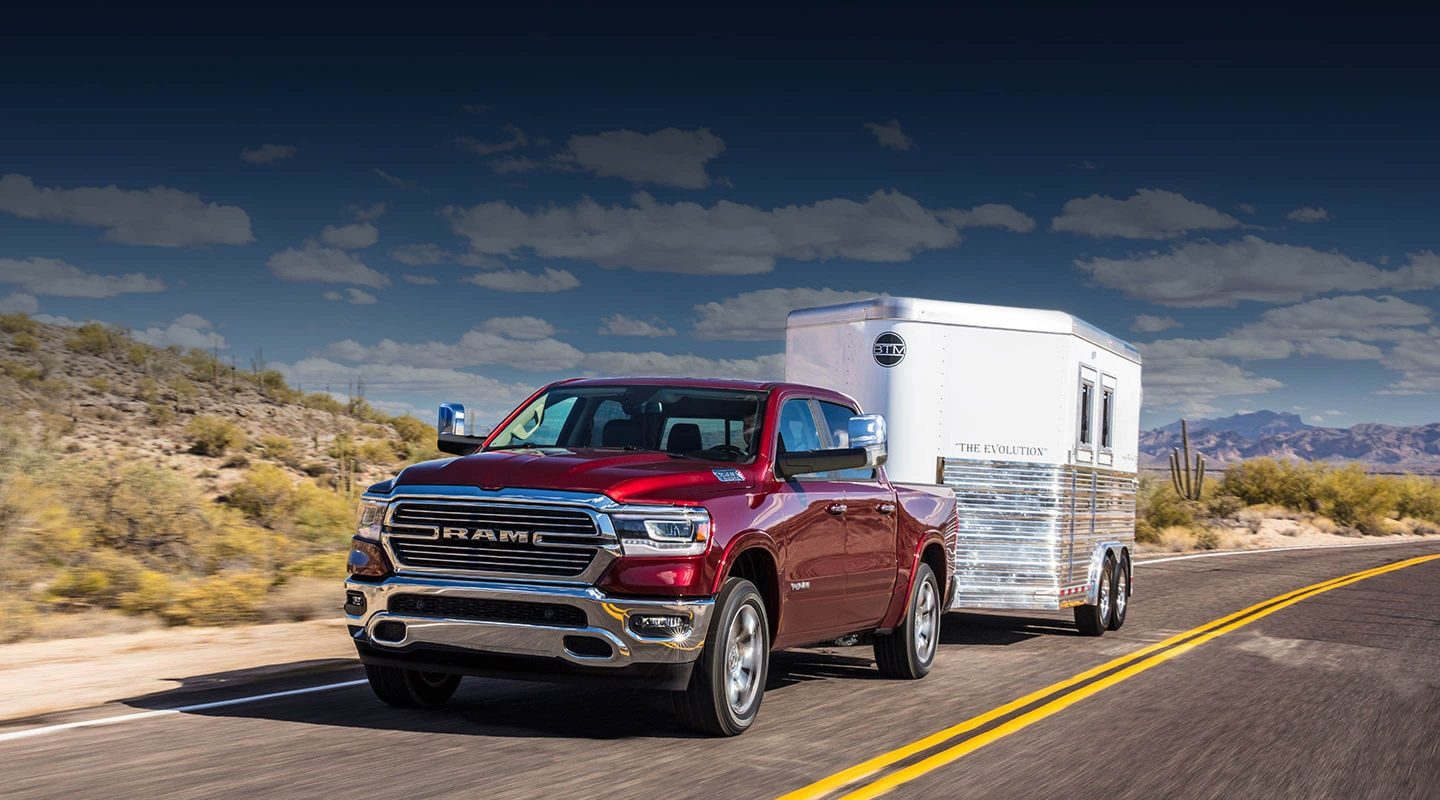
[3,11,1439,429]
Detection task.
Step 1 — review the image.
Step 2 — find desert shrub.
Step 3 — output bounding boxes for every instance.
[117,570,175,615]
[0,312,39,335]
[0,359,42,383]
[146,402,175,426]
[170,376,199,404]
[124,341,151,367]
[187,414,246,455]
[390,415,433,445]
[225,463,296,526]
[260,577,337,623]
[284,551,347,578]
[358,438,401,465]
[87,377,110,393]
[1394,475,1440,524]
[290,483,352,541]
[1220,458,1319,511]
[301,392,346,414]
[0,597,39,643]
[160,572,270,626]
[65,322,128,356]
[135,376,160,403]
[1136,478,1199,543]
[225,463,351,543]
[256,434,296,461]
[1312,464,1397,531]
[11,331,39,352]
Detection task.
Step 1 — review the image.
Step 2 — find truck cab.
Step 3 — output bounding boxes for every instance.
[345,378,955,735]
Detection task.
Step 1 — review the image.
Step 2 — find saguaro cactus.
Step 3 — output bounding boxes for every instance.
[1169,419,1206,501]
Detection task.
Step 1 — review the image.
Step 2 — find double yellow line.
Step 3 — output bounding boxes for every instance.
[776,552,1440,800]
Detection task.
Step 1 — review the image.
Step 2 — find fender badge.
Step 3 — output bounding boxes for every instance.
[712,468,744,483]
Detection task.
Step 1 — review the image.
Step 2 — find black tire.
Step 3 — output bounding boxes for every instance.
[874,563,941,679]
[1107,553,1130,631]
[365,664,461,708]
[673,577,769,737]
[1073,554,1115,637]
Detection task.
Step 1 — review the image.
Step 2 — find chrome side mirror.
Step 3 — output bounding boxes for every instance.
[847,414,888,468]
[438,403,467,436]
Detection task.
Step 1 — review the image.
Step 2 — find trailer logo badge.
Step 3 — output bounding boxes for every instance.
[872,332,906,367]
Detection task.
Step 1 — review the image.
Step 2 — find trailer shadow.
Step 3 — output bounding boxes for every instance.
[940,611,1082,644]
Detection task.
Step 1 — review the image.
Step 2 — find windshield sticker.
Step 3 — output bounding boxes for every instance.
[712,468,744,483]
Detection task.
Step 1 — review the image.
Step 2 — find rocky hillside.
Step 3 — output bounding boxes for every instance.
[0,314,434,498]
[1142,411,1440,473]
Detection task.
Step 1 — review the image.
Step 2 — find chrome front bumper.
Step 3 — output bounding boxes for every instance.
[345,576,713,668]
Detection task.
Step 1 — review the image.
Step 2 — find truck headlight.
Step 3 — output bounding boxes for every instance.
[610,508,711,557]
[355,497,388,541]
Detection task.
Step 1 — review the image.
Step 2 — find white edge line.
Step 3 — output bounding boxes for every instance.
[1136,538,1439,566]
[0,679,367,744]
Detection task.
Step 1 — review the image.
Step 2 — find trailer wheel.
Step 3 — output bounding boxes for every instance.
[1107,554,1130,631]
[1073,554,1115,637]
[673,577,769,736]
[364,665,461,707]
[874,563,940,679]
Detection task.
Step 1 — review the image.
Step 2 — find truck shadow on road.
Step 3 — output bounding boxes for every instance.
[940,611,1083,644]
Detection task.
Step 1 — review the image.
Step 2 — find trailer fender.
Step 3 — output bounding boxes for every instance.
[1083,541,1129,607]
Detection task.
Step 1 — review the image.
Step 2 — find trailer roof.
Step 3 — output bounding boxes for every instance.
[786,296,1142,363]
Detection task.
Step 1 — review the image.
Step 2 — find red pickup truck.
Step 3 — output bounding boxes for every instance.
[345,378,957,735]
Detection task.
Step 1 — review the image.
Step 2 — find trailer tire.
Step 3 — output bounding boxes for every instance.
[1074,554,1115,637]
[1107,553,1130,631]
[874,563,940,679]
[364,665,461,707]
[673,577,769,736]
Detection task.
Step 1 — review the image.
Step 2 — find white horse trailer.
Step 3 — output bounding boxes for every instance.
[786,297,1141,634]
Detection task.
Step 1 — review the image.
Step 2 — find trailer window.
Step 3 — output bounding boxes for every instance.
[1100,386,1114,450]
[1078,379,1094,447]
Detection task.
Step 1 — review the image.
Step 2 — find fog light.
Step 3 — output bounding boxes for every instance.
[344,590,367,615]
[373,620,406,643]
[628,613,691,638]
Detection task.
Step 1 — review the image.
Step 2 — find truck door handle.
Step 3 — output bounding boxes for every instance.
[877,502,896,515]
[826,502,848,515]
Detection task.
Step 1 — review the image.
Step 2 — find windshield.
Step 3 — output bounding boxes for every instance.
[487,385,767,463]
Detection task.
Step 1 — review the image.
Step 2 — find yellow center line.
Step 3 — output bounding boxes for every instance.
[776,553,1440,800]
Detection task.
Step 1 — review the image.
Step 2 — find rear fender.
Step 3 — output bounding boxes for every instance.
[1084,541,1129,606]
[878,530,947,631]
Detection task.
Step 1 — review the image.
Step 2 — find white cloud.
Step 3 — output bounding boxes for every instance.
[322,326,584,372]
[402,274,439,285]
[388,243,496,268]
[132,314,226,350]
[938,203,1036,233]
[1131,314,1181,333]
[239,144,297,164]
[0,292,39,313]
[268,243,390,288]
[463,268,580,293]
[555,128,725,189]
[373,168,410,188]
[863,119,915,152]
[598,314,676,337]
[1380,331,1440,394]
[0,257,165,297]
[1078,237,1440,307]
[323,288,378,305]
[320,222,379,249]
[456,124,530,156]
[583,351,783,382]
[349,203,386,222]
[692,287,885,341]
[1286,206,1332,223]
[1052,189,1239,240]
[0,174,253,247]
[1140,352,1284,412]
[445,190,961,276]
[1235,203,1258,215]
[490,155,544,175]
[481,316,557,340]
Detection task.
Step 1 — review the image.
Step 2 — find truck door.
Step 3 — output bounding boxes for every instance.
[815,400,898,628]
[772,397,850,641]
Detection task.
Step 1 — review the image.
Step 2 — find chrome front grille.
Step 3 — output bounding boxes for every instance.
[383,499,614,578]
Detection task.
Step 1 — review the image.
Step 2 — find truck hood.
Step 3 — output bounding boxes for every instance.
[392,448,754,504]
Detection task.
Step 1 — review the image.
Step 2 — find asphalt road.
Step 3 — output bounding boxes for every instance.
[3,541,1439,800]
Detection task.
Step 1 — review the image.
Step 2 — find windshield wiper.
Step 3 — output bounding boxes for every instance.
[485,443,550,451]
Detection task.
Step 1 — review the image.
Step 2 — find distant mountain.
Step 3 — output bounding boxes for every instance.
[1141,412,1440,474]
